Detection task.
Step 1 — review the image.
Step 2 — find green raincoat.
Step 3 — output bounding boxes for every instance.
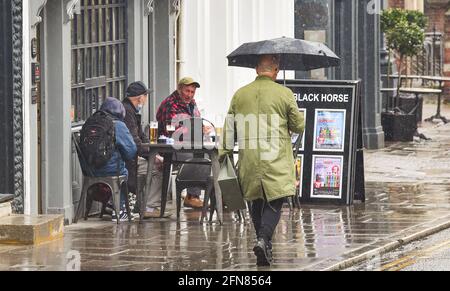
[220,76,305,202]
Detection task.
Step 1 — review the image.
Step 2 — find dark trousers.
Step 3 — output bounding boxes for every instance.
[251,197,285,246]
[173,152,204,198]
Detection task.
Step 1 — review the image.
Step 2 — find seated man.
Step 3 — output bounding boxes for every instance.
[156,77,211,209]
[84,97,137,222]
[123,81,169,218]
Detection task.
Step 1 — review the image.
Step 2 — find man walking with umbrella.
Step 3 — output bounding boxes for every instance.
[221,54,305,266]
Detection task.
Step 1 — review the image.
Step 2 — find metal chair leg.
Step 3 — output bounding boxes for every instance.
[112,183,121,225]
[201,177,213,223]
[209,192,217,223]
[74,180,87,224]
[85,187,94,221]
[100,203,106,219]
[176,186,183,221]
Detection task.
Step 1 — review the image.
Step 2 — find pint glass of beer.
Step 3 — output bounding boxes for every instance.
[150,121,158,144]
[215,127,223,137]
[215,127,223,143]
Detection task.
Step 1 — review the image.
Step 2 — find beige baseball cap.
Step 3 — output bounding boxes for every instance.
[178,77,201,88]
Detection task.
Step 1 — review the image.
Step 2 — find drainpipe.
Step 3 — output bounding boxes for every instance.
[145,0,156,120]
[173,0,182,84]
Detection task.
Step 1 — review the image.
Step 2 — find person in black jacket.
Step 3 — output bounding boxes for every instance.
[122,81,169,218]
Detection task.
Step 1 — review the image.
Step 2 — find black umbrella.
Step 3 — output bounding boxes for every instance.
[227,37,340,71]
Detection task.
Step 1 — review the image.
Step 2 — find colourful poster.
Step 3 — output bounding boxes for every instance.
[313,110,346,151]
[295,155,304,197]
[311,156,343,199]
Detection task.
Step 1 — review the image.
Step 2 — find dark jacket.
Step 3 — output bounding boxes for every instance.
[92,98,137,178]
[122,98,150,193]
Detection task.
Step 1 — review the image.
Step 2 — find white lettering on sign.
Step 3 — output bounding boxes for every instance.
[321,94,350,103]
[294,93,320,102]
[294,93,350,103]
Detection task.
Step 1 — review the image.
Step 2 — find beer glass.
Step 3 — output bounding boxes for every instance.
[215,127,223,137]
[150,121,158,144]
[214,127,223,143]
[166,121,176,137]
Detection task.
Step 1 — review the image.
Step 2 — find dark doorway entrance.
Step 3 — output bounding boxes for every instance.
[0,0,14,198]
[71,0,128,124]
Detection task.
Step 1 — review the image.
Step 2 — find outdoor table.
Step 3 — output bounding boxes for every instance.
[140,142,223,224]
[399,87,442,140]
[421,76,450,123]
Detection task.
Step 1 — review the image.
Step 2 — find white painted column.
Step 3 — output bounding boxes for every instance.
[42,0,73,222]
[128,0,150,122]
[22,0,40,216]
[180,0,295,122]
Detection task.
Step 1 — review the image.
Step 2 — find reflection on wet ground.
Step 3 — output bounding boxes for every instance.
[1,105,450,271]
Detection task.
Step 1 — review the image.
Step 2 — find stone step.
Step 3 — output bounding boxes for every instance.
[0,215,64,245]
[0,202,12,218]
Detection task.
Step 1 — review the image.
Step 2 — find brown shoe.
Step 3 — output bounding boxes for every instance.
[184,196,204,209]
[144,208,172,219]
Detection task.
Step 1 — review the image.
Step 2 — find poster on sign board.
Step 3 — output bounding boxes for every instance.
[279,79,364,205]
[313,109,346,152]
[311,155,343,199]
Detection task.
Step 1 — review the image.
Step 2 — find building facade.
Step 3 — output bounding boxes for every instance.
[0,0,177,223]
[1,0,384,223]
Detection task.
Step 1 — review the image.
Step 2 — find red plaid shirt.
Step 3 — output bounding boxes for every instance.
[156,91,201,137]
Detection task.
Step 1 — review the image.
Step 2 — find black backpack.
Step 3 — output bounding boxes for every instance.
[80,111,116,169]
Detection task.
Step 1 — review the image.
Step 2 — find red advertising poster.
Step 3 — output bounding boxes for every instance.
[311,155,343,199]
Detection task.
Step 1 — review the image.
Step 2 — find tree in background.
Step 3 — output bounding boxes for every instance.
[381,9,427,109]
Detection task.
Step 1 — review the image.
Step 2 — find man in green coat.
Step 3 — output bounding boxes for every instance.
[220,54,305,266]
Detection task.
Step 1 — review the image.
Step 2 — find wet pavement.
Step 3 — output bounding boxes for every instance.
[347,228,450,271]
[1,103,450,271]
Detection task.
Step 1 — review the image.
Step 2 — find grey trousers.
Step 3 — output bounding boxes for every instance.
[138,157,163,209]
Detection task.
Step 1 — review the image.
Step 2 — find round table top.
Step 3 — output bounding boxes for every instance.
[399,87,442,94]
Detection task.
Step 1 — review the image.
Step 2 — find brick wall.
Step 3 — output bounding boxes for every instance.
[388,0,405,9]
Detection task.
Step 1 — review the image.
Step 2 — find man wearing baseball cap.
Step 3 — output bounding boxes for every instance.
[123,81,168,219]
[156,77,206,209]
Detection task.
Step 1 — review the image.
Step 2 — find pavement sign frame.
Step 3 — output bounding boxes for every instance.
[280,79,364,205]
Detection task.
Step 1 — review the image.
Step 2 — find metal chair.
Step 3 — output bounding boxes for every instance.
[72,133,132,224]
[174,157,213,222]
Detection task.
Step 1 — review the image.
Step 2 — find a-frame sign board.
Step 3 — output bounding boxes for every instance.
[281,79,365,206]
